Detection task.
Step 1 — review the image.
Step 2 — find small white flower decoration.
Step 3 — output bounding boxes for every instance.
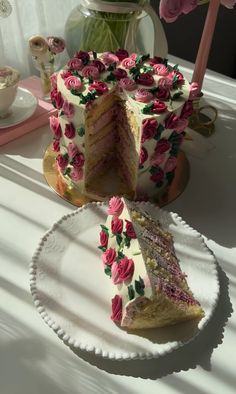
[0,0,12,18]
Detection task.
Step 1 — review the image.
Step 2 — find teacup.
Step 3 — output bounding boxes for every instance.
[0,66,20,118]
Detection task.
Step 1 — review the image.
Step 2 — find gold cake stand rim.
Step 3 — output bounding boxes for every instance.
[43,144,190,208]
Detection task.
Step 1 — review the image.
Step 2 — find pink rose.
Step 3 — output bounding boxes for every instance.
[107,196,124,216]
[67,57,83,71]
[153,64,169,76]
[50,89,64,109]
[121,57,136,69]
[165,113,188,131]
[148,56,163,66]
[65,123,76,139]
[49,115,62,139]
[155,139,171,154]
[139,146,148,165]
[74,50,90,63]
[102,248,116,266]
[60,70,72,80]
[152,100,167,114]
[70,167,83,182]
[56,154,68,172]
[113,67,127,81]
[115,49,129,61]
[88,80,108,95]
[189,82,199,100]
[134,88,153,103]
[67,142,78,159]
[181,100,194,119]
[155,88,170,101]
[164,156,177,172]
[150,152,165,166]
[118,78,137,91]
[62,100,75,119]
[90,60,105,73]
[99,230,108,248]
[72,152,85,169]
[102,52,119,65]
[50,73,57,89]
[64,76,82,90]
[158,77,173,90]
[159,0,184,23]
[129,53,137,60]
[46,36,65,54]
[169,70,185,85]
[136,73,154,86]
[141,118,158,143]
[150,168,165,183]
[125,220,137,239]
[111,295,122,323]
[111,217,123,235]
[82,65,100,80]
[52,139,60,152]
[111,257,135,284]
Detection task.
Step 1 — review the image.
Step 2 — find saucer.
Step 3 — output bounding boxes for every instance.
[0,87,37,129]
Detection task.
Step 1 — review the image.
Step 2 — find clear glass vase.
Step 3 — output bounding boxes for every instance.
[64,0,168,58]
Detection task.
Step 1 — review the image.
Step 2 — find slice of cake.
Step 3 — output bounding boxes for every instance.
[49,50,193,202]
[98,196,204,329]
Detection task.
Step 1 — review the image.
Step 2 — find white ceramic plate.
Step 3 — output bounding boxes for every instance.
[30,202,219,360]
[0,87,37,129]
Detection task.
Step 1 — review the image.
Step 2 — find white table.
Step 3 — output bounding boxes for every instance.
[1,59,236,394]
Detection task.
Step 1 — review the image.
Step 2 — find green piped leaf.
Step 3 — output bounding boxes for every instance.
[129,66,140,80]
[149,166,159,175]
[171,91,183,101]
[173,63,179,71]
[124,235,131,248]
[148,86,159,94]
[142,65,153,74]
[135,277,145,296]
[141,102,154,115]
[104,265,111,277]
[98,245,107,252]
[107,63,116,71]
[77,126,85,137]
[64,167,71,176]
[135,54,150,65]
[105,72,116,82]
[100,224,109,237]
[116,251,125,263]
[92,51,97,59]
[116,234,123,246]
[128,285,135,300]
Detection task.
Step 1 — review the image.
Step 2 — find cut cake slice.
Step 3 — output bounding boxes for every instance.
[98,197,204,329]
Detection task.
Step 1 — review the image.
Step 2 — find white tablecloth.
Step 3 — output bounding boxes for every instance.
[0,58,236,394]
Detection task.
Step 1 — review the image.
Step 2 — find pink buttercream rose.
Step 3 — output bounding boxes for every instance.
[164,156,177,172]
[52,139,60,152]
[111,295,122,323]
[155,88,170,101]
[118,78,137,91]
[150,152,165,166]
[148,56,163,66]
[50,89,64,109]
[46,36,65,54]
[49,115,62,139]
[141,118,158,143]
[125,220,137,239]
[102,52,119,65]
[165,113,188,131]
[107,196,124,216]
[181,100,194,119]
[70,167,83,182]
[169,70,185,85]
[159,0,184,23]
[150,168,165,183]
[62,100,75,119]
[134,88,153,103]
[72,152,85,169]
[64,76,82,90]
[136,73,154,86]
[102,248,116,266]
[153,64,169,76]
[90,60,105,73]
[155,139,171,154]
[82,65,100,80]
[152,100,167,114]
[65,123,76,139]
[50,73,57,89]
[60,70,72,80]
[111,217,123,235]
[113,67,127,81]
[115,49,129,61]
[121,57,136,69]
[158,77,173,90]
[67,57,83,71]
[88,80,108,95]
[74,50,90,63]
[111,257,135,284]
[56,154,68,172]
[99,230,108,248]
[67,142,78,159]
[139,146,148,165]
[189,82,199,100]
[129,53,137,60]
